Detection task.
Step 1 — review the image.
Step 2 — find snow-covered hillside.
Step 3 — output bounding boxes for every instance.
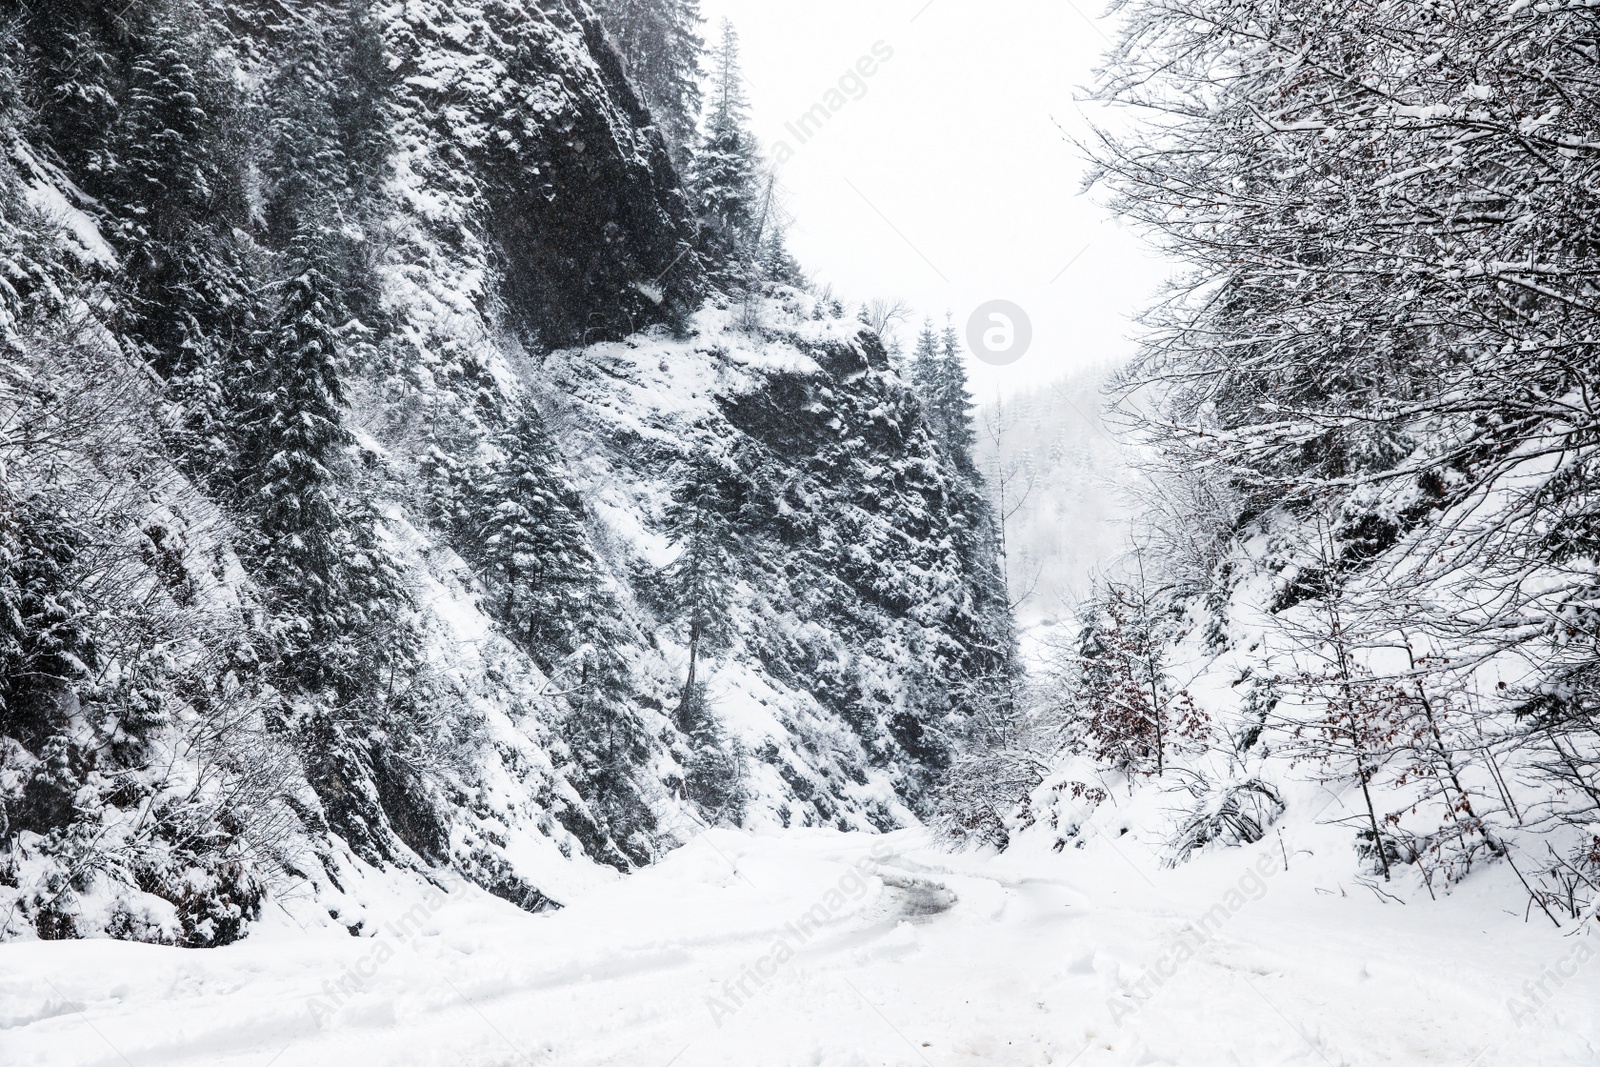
[0,0,1007,945]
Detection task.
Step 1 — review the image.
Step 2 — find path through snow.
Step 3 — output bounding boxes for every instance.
[2,828,1595,1066]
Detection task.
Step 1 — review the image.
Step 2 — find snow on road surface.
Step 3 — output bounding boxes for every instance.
[3,825,1595,1066]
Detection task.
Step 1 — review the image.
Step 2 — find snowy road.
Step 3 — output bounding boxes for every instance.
[2,828,1595,1066]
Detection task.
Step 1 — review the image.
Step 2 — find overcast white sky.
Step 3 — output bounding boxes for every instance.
[696,0,1170,398]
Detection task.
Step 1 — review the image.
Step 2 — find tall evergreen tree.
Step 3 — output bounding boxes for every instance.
[910,317,941,413]
[689,20,764,285]
[561,591,657,862]
[910,315,979,478]
[246,265,353,689]
[591,0,705,167]
[661,458,737,729]
[937,317,978,475]
[758,223,805,289]
[909,312,1018,748]
[478,411,599,665]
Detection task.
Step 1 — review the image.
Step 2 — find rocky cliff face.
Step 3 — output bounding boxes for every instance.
[0,0,1006,944]
[376,0,702,347]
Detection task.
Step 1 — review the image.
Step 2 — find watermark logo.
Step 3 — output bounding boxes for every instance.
[966,300,1032,366]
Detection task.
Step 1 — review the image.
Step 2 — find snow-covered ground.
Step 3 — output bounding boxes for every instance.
[4,818,1595,1067]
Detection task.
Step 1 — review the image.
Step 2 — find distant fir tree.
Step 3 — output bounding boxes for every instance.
[478,410,599,665]
[689,20,765,286]
[661,458,737,730]
[244,262,355,690]
[758,223,806,289]
[936,317,979,474]
[591,0,705,168]
[910,318,941,411]
[561,591,658,864]
[910,316,979,478]
[909,314,1018,732]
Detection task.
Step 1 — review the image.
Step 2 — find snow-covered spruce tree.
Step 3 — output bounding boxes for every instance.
[235,258,427,862]
[910,316,981,481]
[661,455,738,731]
[477,409,599,666]
[681,692,748,825]
[688,20,765,287]
[758,223,807,290]
[420,407,660,863]
[1090,0,1600,893]
[419,401,599,670]
[936,317,979,474]
[649,453,748,824]
[560,592,659,865]
[236,232,409,704]
[909,320,942,426]
[591,0,705,168]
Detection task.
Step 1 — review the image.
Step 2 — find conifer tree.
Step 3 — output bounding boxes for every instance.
[936,317,979,475]
[683,712,747,823]
[689,20,764,285]
[661,458,737,729]
[910,318,941,403]
[247,263,353,688]
[1070,579,1208,780]
[334,491,416,705]
[106,22,222,255]
[909,316,980,478]
[758,224,805,289]
[477,411,598,664]
[0,501,94,750]
[562,591,657,860]
[53,3,250,382]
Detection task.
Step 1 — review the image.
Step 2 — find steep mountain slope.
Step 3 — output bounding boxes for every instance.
[0,0,1007,945]
[533,299,1008,823]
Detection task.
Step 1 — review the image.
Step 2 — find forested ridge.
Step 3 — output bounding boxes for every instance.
[0,0,1013,944]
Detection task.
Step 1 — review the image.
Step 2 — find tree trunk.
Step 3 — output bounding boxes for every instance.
[677,624,701,731]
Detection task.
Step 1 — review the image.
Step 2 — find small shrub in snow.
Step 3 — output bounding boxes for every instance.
[1167,779,1285,866]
